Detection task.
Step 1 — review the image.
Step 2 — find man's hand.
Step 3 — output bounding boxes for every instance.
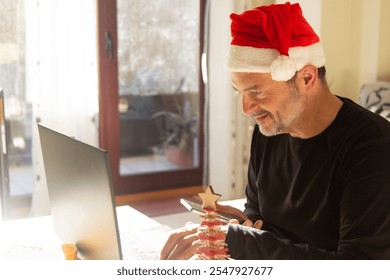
[159,223,200,260]
[242,219,264,229]
[217,204,263,229]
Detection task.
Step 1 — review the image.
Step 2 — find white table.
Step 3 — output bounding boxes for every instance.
[0,199,245,260]
[0,206,169,260]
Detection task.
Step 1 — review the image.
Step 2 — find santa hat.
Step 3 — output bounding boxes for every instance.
[226,2,326,81]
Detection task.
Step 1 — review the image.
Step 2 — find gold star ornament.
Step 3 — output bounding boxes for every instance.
[198,185,221,211]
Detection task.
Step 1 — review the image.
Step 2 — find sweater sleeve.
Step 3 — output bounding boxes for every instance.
[226,225,340,259]
[243,127,263,223]
[243,161,262,223]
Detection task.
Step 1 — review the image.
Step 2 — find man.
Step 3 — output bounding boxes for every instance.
[160,2,390,259]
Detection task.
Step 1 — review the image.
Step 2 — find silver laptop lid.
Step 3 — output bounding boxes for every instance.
[38,124,122,260]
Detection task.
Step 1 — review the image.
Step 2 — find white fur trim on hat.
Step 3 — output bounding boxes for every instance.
[226,42,326,81]
[270,55,297,81]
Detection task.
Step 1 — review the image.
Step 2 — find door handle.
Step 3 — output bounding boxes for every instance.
[104,31,114,60]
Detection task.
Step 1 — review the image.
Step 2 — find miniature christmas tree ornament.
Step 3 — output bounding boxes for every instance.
[193,185,229,260]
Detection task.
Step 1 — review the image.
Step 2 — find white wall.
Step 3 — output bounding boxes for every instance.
[378,0,390,81]
[321,0,381,101]
[208,0,236,198]
[208,0,258,200]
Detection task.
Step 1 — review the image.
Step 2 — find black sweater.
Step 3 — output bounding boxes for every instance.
[226,97,390,259]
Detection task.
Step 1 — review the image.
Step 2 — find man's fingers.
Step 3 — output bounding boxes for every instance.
[159,225,198,260]
[166,234,199,260]
[241,219,263,229]
[159,231,183,260]
[217,204,249,221]
[228,219,240,224]
[253,219,263,229]
[242,219,254,227]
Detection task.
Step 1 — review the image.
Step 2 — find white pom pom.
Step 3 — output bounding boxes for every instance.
[270,55,297,81]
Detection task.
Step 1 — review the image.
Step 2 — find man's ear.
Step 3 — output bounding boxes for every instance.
[299,65,317,87]
[303,74,311,84]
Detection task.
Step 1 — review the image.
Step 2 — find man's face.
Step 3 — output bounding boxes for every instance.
[231,72,305,136]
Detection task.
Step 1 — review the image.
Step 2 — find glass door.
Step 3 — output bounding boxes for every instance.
[117,0,200,176]
[97,0,206,194]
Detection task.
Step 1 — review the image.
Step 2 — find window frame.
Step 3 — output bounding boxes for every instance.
[96,0,207,195]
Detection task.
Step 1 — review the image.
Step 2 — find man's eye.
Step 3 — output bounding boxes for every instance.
[249,91,262,96]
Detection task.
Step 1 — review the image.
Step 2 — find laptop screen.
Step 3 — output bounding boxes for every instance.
[38,124,122,260]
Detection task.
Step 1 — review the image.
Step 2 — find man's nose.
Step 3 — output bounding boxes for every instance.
[242,93,259,115]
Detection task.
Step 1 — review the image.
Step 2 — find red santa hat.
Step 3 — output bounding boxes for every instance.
[226,2,326,81]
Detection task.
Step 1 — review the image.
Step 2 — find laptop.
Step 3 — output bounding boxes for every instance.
[37,124,169,260]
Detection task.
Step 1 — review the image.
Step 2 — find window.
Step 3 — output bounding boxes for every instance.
[97,0,207,194]
[0,0,33,216]
[1,0,99,218]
